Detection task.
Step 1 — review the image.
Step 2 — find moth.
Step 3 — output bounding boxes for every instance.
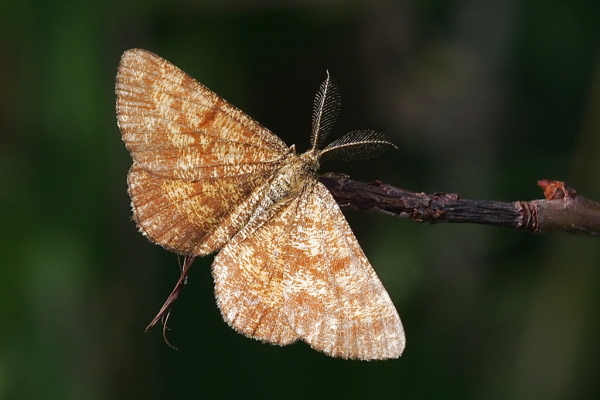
[116,48,405,360]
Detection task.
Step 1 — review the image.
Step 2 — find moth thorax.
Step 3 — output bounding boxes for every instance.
[267,152,318,202]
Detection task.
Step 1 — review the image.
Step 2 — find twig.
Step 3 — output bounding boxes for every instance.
[319,174,600,237]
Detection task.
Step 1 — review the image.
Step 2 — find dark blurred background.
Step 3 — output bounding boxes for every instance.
[2,0,600,399]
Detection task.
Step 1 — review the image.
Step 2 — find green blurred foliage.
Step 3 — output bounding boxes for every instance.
[1,0,599,399]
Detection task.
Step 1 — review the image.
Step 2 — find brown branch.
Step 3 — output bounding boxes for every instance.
[319,174,600,237]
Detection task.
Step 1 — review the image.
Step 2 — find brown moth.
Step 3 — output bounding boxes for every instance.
[116,48,405,360]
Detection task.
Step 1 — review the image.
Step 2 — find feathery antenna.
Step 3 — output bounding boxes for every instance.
[310,71,341,152]
[319,130,397,161]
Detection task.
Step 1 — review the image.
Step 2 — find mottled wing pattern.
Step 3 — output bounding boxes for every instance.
[117,49,289,254]
[128,164,276,255]
[213,179,404,359]
[283,182,404,359]
[116,49,288,181]
[212,197,300,345]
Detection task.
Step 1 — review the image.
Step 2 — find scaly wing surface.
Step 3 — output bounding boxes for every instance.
[116,48,288,181]
[282,182,405,360]
[128,164,276,255]
[212,198,300,345]
[117,49,290,254]
[212,179,404,359]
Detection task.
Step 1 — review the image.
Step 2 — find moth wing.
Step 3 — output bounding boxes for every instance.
[212,198,300,345]
[116,48,288,182]
[212,180,404,359]
[117,48,291,254]
[282,182,405,360]
[128,163,277,255]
